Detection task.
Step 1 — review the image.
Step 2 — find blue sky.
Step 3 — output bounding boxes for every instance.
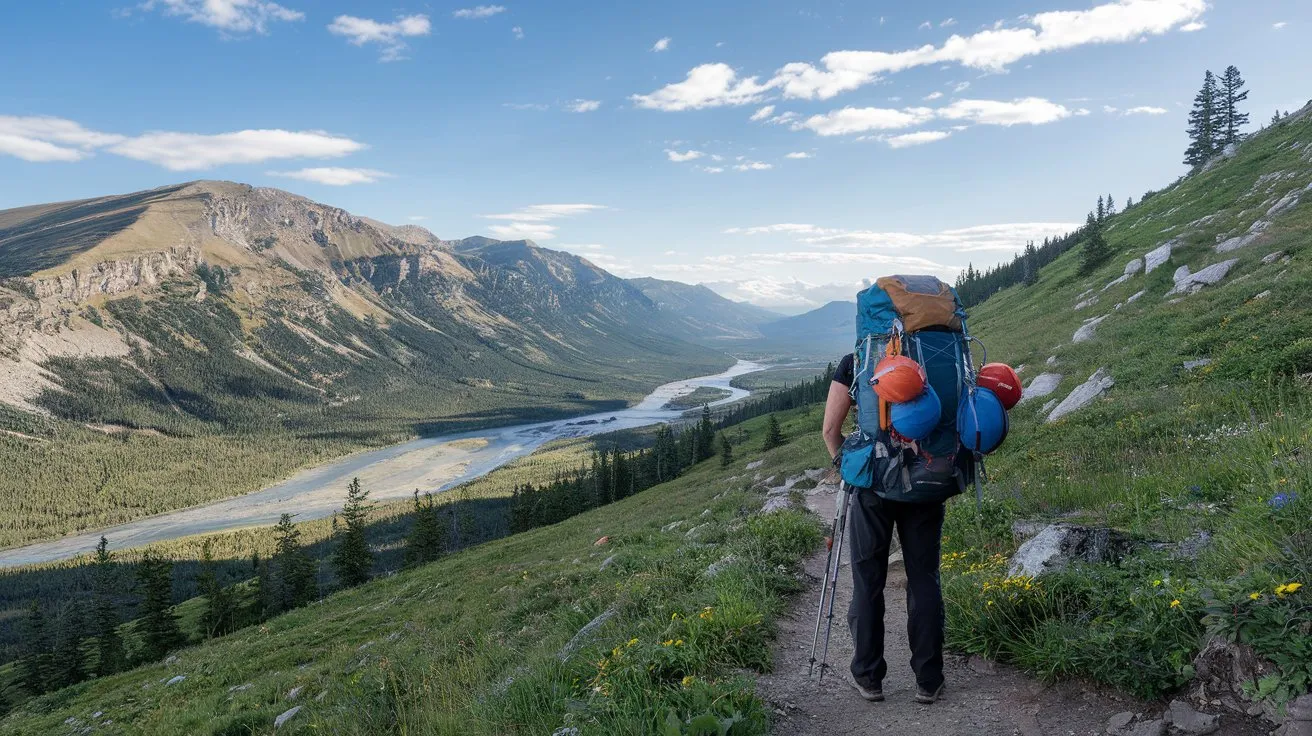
[1,0,1308,312]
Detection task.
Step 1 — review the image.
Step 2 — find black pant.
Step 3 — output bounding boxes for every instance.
[847,490,945,691]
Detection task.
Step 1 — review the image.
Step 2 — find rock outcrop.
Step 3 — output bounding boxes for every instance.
[1072,315,1106,343]
[1144,241,1173,274]
[1168,259,1239,295]
[1019,373,1062,403]
[1047,367,1113,422]
[1008,523,1139,577]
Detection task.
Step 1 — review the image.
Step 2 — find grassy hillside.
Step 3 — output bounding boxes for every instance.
[938,110,1312,702]
[0,407,829,735]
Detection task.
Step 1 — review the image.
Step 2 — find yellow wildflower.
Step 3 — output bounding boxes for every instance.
[681,675,696,688]
[1170,599,1181,608]
[1249,592,1261,600]
[627,638,639,647]
[986,600,994,606]
[699,606,714,620]
[1153,579,1162,587]
[671,612,682,620]
[662,639,674,647]
[1283,582,1303,594]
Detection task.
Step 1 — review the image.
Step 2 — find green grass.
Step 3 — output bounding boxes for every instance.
[662,386,733,410]
[0,407,828,734]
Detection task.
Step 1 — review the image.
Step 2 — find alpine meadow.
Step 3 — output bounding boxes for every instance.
[2,2,1312,735]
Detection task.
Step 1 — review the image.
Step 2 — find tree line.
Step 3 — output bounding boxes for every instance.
[2,367,831,712]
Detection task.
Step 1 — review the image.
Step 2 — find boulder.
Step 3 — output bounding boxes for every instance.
[1124,257,1144,275]
[745,460,764,470]
[1166,699,1219,735]
[1267,189,1302,218]
[1047,367,1114,422]
[1041,398,1058,414]
[1007,523,1140,577]
[1144,241,1173,274]
[1254,290,1271,300]
[1125,289,1146,305]
[1074,295,1100,310]
[166,675,186,686]
[704,555,738,578]
[1127,719,1166,736]
[556,608,617,661]
[1168,260,1239,296]
[761,496,791,514]
[1183,359,1212,371]
[1262,251,1286,265]
[275,707,303,729]
[1102,274,1132,291]
[1019,373,1062,403]
[1045,355,1058,366]
[1216,219,1271,253]
[1107,711,1136,734]
[1173,265,1192,283]
[1073,315,1107,344]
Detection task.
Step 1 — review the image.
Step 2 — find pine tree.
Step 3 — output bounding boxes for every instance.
[251,551,274,619]
[1219,65,1249,146]
[404,490,448,566]
[762,414,785,450]
[1126,196,1133,210]
[1104,194,1116,218]
[196,540,234,639]
[1079,212,1112,275]
[330,478,374,588]
[718,432,733,467]
[1096,195,1105,222]
[17,602,52,696]
[135,552,182,663]
[273,513,317,610]
[90,536,124,677]
[49,605,86,690]
[696,405,716,462]
[1184,70,1221,167]
[1271,110,1282,126]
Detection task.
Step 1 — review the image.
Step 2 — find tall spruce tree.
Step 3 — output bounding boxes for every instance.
[273,513,317,610]
[762,414,785,450]
[331,478,374,588]
[135,552,182,662]
[90,536,124,677]
[1104,194,1116,217]
[718,432,733,467]
[196,540,234,639]
[251,551,274,619]
[1184,70,1222,167]
[1096,195,1105,222]
[1079,212,1112,275]
[1219,65,1249,146]
[404,490,447,567]
[1021,241,1039,286]
[17,602,52,696]
[696,405,716,462]
[49,605,86,690]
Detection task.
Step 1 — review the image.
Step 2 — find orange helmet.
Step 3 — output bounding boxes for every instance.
[871,355,927,403]
[977,363,1022,409]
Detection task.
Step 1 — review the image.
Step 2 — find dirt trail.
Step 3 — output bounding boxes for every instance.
[757,478,1151,736]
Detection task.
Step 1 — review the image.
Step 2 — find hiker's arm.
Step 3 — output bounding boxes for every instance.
[822,381,851,461]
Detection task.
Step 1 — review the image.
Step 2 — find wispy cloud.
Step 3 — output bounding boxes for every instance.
[923,91,943,101]
[1180,20,1205,31]
[634,0,1207,109]
[453,5,506,19]
[268,167,390,185]
[784,151,813,159]
[481,203,607,241]
[733,160,773,171]
[1123,105,1168,115]
[110,129,366,171]
[328,14,431,61]
[141,0,303,35]
[1272,21,1287,30]
[567,99,602,113]
[0,115,124,162]
[666,149,704,162]
[885,130,951,148]
[750,105,776,121]
[651,36,671,52]
[512,25,524,39]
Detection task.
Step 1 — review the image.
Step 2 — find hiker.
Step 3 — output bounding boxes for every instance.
[823,354,947,704]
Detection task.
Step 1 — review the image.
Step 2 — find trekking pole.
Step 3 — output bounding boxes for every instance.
[808,480,845,678]
[817,482,854,683]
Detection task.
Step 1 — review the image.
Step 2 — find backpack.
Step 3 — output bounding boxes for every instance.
[839,275,981,504]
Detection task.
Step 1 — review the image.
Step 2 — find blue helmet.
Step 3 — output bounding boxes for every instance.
[890,384,941,441]
[958,386,1009,454]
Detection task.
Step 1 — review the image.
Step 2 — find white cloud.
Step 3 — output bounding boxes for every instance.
[1272,21,1287,30]
[143,0,303,35]
[109,129,367,171]
[567,99,602,113]
[785,151,813,159]
[666,149,704,162]
[734,161,774,171]
[0,116,124,162]
[268,167,390,185]
[630,63,773,111]
[923,91,944,101]
[702,277,864,310]
[481,203,607,241]
[512,26,524,39]
[700,166,725,173]
[728,221,1079,256]
[1180,20,1205,31]
[1075,107,1091,116]
[750,105,776,121]
[504,102,549,111]
[453,5,506,19]
[885,130,951,148]
[940,17,957,27]
[937,97,1070,125]
[799,106,936,136]
[710,154,724,161]
[328,14,431,61]
[919,21,933,30]
[1103,105,1119,114]
[1123,105,1168,115]
[953,81,971,92]
[637,0,1207,108]
[652,37,672,52]
[558,243,606,252]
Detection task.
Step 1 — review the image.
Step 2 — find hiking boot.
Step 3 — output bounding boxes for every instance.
[914,683,945,704]
[850,679,884,702]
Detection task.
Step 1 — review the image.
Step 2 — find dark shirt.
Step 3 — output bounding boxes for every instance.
[834,353,855,388]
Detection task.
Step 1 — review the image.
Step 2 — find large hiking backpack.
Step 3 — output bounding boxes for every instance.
[839,275,997,504]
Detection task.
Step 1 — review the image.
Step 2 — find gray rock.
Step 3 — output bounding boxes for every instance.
[1019,373,1062,403]
[1127,719,1166,736]
[1262,251,1286,265]
[1125,289,1146,305]
[1107,711,1136,734]
[660,520,684,533]
[1144,241,1173,273]
[274,706,303,729]
[1047,368,1114,422]
[1173,265,1192,283]
[1183,358,1212,371]
[704,555,738,578]
[229,683,253,693]
[1073,315,1107,344]
[1124,258,1144,275]
[166,675,186,686]
[1168,259,1239,295]
[761,496,791,514]
[1216,218,1271,253]
[1007,523,1140,577]
[1102,274,1132,291]
[745,460,764,470]
[1075,295,1100,310]
[1267,189,1301,218]
[1166,699,1219,735]
[1041,398,1058,414]
[1254,290,1271,300]
[556,608,617,661]
[1011,519,1049,542]
[599,555,616,571]
[287,686,303,701]
[1045,355,1058,366]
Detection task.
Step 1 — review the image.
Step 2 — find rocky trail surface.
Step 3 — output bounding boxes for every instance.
[755,477,1271,736]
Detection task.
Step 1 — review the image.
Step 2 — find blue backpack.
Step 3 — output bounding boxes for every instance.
[839,275,979,504]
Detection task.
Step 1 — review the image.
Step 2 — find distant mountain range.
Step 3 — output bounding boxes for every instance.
[756,300,856,356]
[627,277,782,341]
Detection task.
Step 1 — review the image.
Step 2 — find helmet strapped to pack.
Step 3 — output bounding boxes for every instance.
[841,274,1005,505]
